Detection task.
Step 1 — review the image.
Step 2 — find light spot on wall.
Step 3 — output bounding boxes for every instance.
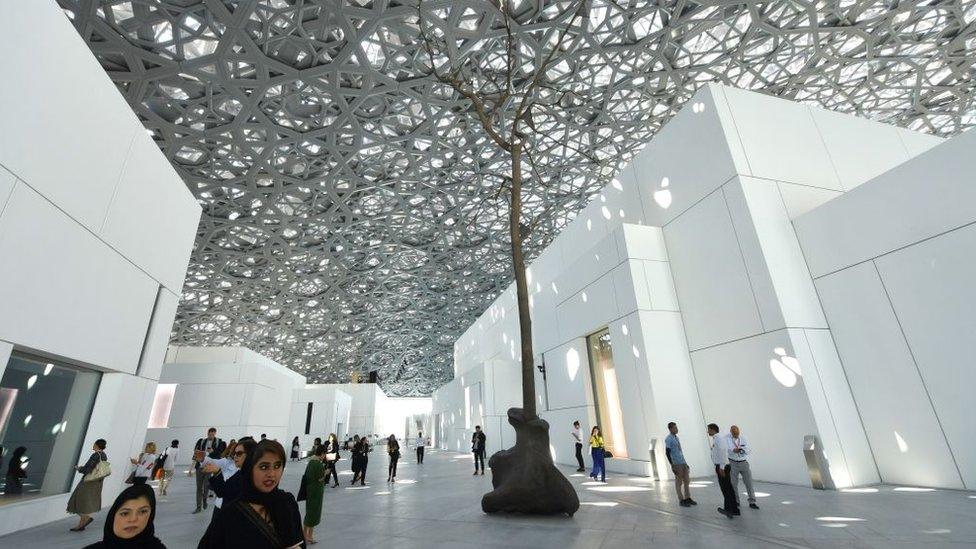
[26,375,37,390]
[586,219,592,231]
[23,414,31,427]
[551,282,559,295]
[566,348,581,382]
[611,179,623,191]
[621,324,628,336]
[601,206,612,220]
[581,292,588,303]
[770,348,801,388]
[894,431,909,453]
[654,176,672,209]
[43,364,54,376]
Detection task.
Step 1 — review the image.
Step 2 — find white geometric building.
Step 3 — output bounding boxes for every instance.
[433,83,974,492]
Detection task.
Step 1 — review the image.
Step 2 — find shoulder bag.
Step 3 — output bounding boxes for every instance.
[83,454,112,482]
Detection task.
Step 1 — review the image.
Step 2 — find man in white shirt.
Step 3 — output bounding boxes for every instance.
[726,425,759,510]
[572,421,585,472]
[416,431,426,464]
[708,423,738,518]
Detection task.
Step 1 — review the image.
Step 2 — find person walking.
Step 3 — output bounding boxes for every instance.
[665,422,696,507]
[198,440,304,549]
[415,431,425,464]
[708,423,738,518]
[130,442,158,486]
[158,440,180,496]
[290,437,301,461]
[589,426,606,483]
[82,483,166,549]
[191,428,226,514]
[471,426,486,475]
[572,421,585,472]
[68,439,109,532]
[726,425,759,510]
[351,435,369,486]
[387,434,401,482]
[302,445,327,544]
[323,433,340,488]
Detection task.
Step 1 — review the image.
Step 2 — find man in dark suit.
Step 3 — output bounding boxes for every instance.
[472,426,487,475]
[191,427,226,513]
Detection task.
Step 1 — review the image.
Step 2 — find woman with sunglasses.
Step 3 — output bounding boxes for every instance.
[200,437,257,520]
[199,439,305,548]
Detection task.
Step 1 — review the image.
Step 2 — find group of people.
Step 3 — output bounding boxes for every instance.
[665,421,759,518]
[61,427,435,548]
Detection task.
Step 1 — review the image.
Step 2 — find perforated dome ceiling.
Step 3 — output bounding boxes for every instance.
[59,0,975,395]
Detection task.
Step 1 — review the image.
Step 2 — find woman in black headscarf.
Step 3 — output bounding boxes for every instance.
[83,483,165,548]
[198,439,305,549]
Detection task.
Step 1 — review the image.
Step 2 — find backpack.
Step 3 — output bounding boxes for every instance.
[151,450,169,478]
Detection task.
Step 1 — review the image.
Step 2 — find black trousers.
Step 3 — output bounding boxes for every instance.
[473,449,486,471]
[716,464,739,514]
[416,446,424,463]
[389,455,399,478]
[132,476,148,485]
[575,443,585,469]
[324,461,338,485]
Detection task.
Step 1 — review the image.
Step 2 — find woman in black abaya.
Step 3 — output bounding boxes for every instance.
[83,483,165,548]
[198,439,305,549]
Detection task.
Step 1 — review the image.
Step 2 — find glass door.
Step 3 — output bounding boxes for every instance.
[586,329,628,458]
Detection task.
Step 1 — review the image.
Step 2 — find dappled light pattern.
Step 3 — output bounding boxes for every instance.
[58,0,976,395]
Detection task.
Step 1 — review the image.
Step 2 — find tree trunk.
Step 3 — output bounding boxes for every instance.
[480,142,579,517]
[508,142,537,419]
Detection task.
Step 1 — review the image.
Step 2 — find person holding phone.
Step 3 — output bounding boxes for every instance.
[191,428,226,514]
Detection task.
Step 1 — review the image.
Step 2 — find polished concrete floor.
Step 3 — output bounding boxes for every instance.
[2,449,975,548]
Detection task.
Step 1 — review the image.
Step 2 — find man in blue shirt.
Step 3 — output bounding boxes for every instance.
[665,422,696,507]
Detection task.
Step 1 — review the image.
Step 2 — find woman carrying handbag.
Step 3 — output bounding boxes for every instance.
[68,438,110,532]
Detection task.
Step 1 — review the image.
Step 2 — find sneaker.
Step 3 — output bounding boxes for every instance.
[481,471,485,475]
[718,507,733,519]
[192,508,201,514]
[749,503,759,510]
[687,498,698,506]
[680,500,691,507]
[576,468,585,472]
[473,471,479,475]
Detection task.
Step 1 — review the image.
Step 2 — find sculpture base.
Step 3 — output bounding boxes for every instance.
[481,407,580,516]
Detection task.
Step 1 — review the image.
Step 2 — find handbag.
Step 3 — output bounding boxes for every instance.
[84,457,111,482]
[325,452,337,461]
[603,450,614,459]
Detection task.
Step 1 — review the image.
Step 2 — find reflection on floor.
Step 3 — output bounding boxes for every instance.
[1,449,974,548]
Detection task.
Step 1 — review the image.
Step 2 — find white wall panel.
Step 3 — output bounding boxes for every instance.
[691,330,821,485]
[814,262,963,488]
[895,128,944,157]
[635,311,711,472]
[166,384,248,427]
[607,317,651,460]
[621,224,668,261]
[795,129,976,277]
[738,177,828,329]
[555,273,619,343]
[789,328,878,488]
[722,87,842,190]
[776,182,841,219]
[634,84,744,227]
[611,261,649,314]
[0,184,157,373]
[0,166,15,213]
[809,107,912,191]
[723,180,784,331]
[663,190,763,350]
[641,260,680,312]
[101,134,201,292]
[0,3,138,232]
[874,224,976,489]
[541,339,592,412]
[136,288,180,381]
